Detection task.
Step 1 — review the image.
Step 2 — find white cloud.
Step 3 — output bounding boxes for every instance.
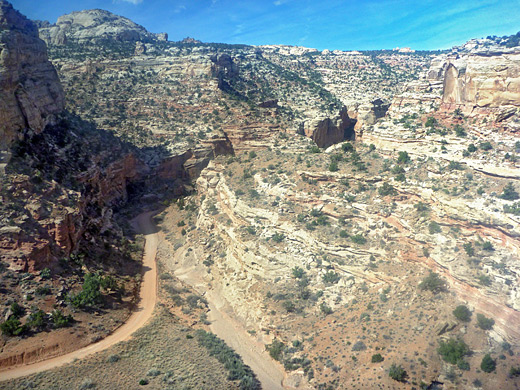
[120,0,143,4]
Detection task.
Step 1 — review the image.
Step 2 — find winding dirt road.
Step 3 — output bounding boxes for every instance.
[0,212,158,382]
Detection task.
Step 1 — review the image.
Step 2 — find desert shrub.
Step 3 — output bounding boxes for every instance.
[480,141,493,151]
[419,272,446,293]
[328,161,338,172]
[350,234,367,245]
[428,221,441,234]
[397,151,410,164]
[40,267,51,279]
[292,266,305,279]
[68,273,103,308]
[339,230,348,238]
[480,354,496,373]
[79,379,96,389]
[196,329,260,389]
[352,341,367,351]
[282,300,296,312]
[139,379,148,385]
[52,309,73,328]
[437,338,470,365]
[378,182,397,196]
[107,354,120,363]
[453,305,471,322]
[467,144,477,153]
[500,182,519,200]
[388,363,407,382]
[322,271,340,284]
[477,274,491,286]
[266,339,286,362]
[0,316,26,336]
[454,124,466,137]
[147,369,161,377]
[371,353,384,363]
[35,286,51,296]
[320,303,332,315]
[342,142,354,152]
[27,309,47,330]
[504,202,520,215]
[476,314,494,330]
[414,202,429,212]
[482,241,494,251]
[463,242,474,256]
[272,233,285,243]
[509,366,520,378]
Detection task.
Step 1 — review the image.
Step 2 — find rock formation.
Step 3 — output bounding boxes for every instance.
[38,9,167,45]
[301,106,356,148]
[0,0,64,153]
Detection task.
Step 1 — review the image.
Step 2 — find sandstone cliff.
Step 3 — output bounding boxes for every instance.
[37,9,167,46]
[0,0,64,154]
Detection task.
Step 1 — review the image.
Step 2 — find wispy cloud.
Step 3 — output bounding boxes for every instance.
[118,0,143,4]
[174,5,187,13]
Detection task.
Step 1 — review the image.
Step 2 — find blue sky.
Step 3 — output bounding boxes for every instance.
[9,0,520,50]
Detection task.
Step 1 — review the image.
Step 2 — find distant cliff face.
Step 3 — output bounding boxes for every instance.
[37,9,168,45]
[427,40,520,114]
[0,0,64,152]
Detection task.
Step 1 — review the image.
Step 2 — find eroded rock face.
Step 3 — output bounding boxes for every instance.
[38,9,167,45]
[301,106,356,148]
[438,47,520,109]
[0,0,64,152]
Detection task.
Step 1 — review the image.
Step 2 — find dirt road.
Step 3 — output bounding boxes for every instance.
[174,262,286,389]
[0,212,158,381]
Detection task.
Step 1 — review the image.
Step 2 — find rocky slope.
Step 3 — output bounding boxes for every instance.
[0,0,64,156]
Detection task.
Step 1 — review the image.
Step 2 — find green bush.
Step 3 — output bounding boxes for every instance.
[52,309,73,328]
[282,300,296,312]
[378,182,397,196]
[428,221,441,234]
[350,234,367,245]
[480,141,493,151]
[266,339,286,361]
[480,354,496,373]
[437,338,470,365]
[504,202,520,215]
[292,266,305,279]
[388,363,407,382]
[320,303,332,315]
[463,242,474,256]
[27,309,47,330]
[0,316,26,336]
[272,233,285,243]
[371,353,384,363]
[68,273,103,308]
[322,271,340,284]
[196,329,260,389]
[453,305,471,322]
[342,142,354,152]
[500,183,519,200]
[419,272,446,293]
[467,144,477,153]
[397,151,411,164]
[482,241,494,251]
[328,161,339,172]
[476,313,494,330]
[509,366,520,378]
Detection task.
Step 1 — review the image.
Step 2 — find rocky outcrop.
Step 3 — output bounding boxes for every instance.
[0,0,64,153]
[38,9,167,45]
[351,98,390,131]
[301,106,356,148]
[427,42,520,118]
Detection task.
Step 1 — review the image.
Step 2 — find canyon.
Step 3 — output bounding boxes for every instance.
[1,1,520,389]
